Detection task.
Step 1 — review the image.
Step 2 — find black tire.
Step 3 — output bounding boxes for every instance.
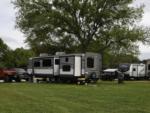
[124,75,130,80]
[4,76,12,83]
[28,77,33,82]
[15,77,21,82]
[25,78,29,82]
[29,75,33,83]
[90,72,98,83]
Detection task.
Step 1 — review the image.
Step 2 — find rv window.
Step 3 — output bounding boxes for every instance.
[43,59,52,67]
[148,64,150,70]
[63,65,71,71]
[55,59,60,65]
[133,68,136,71]
[65,57,69,62]
[87,57,94,68]
[34,61,40,67]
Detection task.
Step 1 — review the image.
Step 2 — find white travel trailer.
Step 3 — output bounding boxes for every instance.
[119,63,146,79]
[27,52,102,83]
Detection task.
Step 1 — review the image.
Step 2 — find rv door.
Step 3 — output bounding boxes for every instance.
[132,65,138,77]
[54,58,60,76]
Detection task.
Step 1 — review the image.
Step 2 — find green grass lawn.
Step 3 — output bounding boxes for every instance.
[0,81,150,113]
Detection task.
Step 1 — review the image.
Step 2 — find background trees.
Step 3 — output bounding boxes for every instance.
[12,48,35,67]
[0,38,10,67]
[0,38,34,68]
[12,0,150,67]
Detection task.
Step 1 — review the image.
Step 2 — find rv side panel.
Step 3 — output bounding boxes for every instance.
[59,56,74,76]
[129,64,146,78]
[32,57,54,77]
[145,60,150,78]
[84,53,101,79]
[138,64,145,77]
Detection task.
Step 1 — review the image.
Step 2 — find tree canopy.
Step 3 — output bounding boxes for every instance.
[14,0,148,51]
[11,48,35,67]
[13,0,150,67]
[1,48,35,68]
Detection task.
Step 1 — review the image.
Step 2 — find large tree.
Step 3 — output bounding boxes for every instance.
[12,48,35,67]
[14,0,149,55]
[1,48,35,68]
[0,38,10,67]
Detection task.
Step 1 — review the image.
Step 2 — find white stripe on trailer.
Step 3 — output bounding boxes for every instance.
[74,56,81,77]
[34,69,53,74]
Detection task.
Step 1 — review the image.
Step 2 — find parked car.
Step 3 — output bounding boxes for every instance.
[101,69,118,80]
[0,68,16,82]
[15,68,30,82]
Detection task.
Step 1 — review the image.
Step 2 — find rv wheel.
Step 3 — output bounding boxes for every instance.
[90,72,97,78]
[90,72,98,83]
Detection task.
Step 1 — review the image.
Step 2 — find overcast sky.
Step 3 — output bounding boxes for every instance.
[0,0,150,60]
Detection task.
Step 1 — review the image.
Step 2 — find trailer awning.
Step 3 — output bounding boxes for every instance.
[104,69,118,72]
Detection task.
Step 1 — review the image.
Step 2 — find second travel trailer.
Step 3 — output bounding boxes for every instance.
[119,63,148,80]
[27,52,102,83]
[59,53,102,83]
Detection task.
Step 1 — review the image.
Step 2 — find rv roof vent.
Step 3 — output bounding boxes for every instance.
[39,53,49,57]
[55,52,65,56]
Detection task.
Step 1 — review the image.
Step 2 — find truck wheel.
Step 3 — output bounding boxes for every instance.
[15,77,21,82]
[4,76,12,83]
[27,75,34,83]
[29,76,33,83]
